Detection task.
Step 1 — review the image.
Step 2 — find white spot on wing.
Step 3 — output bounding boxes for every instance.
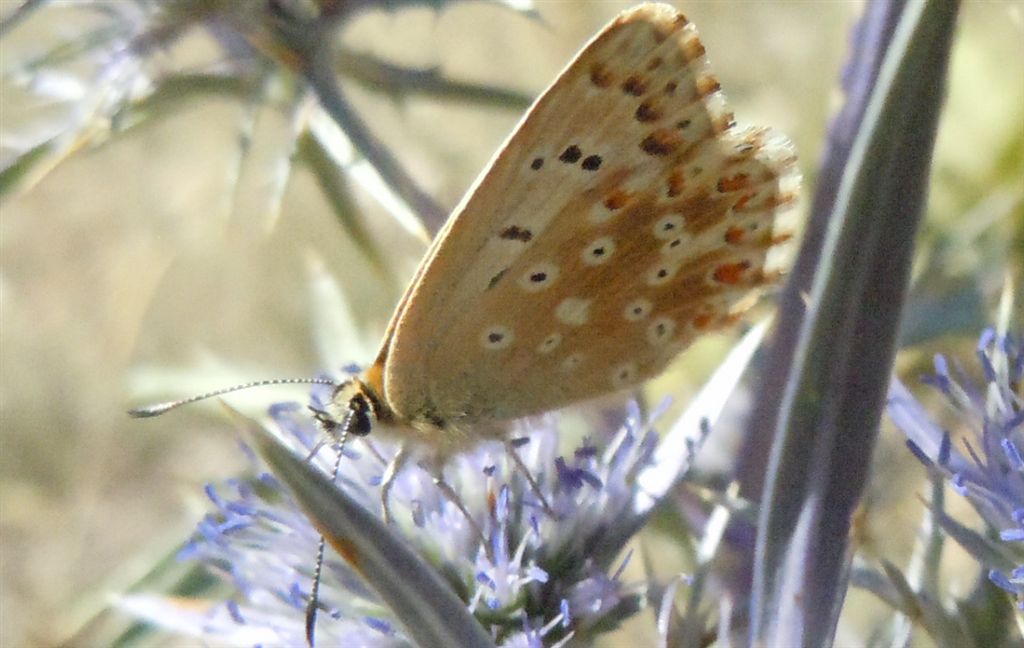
[623,298,653,322]
[611,362,638,388]
[537,332,562,354]
[588,204,615,225]
[646,262,679,286]
[555,297,592,327]
[647,317,676,346]
[581,236,616,266]
[653,214,685,240]
[560,352,585,372]
[518,263,559,292]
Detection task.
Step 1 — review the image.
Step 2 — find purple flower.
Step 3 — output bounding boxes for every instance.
[888,326,1024,603]
[122,396,658,645]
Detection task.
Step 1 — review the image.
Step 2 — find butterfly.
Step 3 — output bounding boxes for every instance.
[132,1,798,503]
[318,2,799,463]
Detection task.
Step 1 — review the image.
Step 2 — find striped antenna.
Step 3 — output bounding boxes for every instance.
[127,378,339,418]
[304,402,357,647]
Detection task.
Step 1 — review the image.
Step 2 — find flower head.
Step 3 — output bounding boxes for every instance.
[888,326,1024,603]
[124,390,663,645]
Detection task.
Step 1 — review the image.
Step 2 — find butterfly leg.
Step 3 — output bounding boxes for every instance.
[505,439,558,519]
[379,443,410,524]
[422,460,492,560]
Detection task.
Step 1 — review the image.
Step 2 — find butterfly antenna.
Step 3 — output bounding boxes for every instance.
[305,405,354,647]
[127,378,338,418]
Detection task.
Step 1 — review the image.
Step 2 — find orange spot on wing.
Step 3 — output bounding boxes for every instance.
[713,261,751,284]
[677,194,729,234]
[719,312,743,327]
[725,226,746,244]
[712,112,736,134]
[604,189,632,210]
[667,167,687,197]
[650,14,688,42]
[693,313,713,329]
[681,38,706,61]
[640,129,680,156]
[736,191,798,213]
[717,173,750,193]
[696,76,721,97]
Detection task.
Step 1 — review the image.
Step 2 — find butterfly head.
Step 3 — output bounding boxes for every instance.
[309,377,384,442]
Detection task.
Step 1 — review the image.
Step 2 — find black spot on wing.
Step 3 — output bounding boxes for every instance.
[500,225,533,242]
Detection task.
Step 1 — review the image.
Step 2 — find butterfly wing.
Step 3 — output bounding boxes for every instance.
[371,3,799,431]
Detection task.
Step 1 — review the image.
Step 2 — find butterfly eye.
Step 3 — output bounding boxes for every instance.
[581,236,616,266]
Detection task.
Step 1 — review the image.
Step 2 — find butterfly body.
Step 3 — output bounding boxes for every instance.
[328,3,799,452]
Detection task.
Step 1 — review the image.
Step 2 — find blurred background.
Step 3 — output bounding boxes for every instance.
[1,1,1021,645]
